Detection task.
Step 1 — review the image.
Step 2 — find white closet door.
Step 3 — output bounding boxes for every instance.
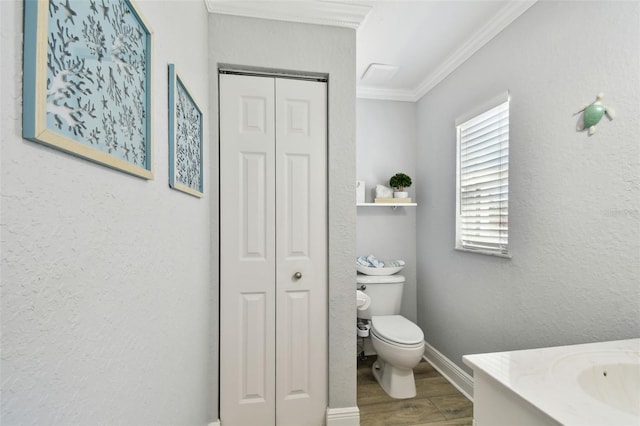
[220,74,327,426]
[275,78,327,426]
[220,74,276,425]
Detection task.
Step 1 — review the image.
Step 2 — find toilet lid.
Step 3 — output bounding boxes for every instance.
[371,315,424,345]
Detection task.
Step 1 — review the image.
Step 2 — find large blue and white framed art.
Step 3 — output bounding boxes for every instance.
[168,64,203,198]
[23,0,153,179]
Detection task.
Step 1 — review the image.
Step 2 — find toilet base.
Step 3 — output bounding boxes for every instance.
[372,357,417,399]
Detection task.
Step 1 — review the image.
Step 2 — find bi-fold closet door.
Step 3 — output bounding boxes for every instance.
[219,73,327,426]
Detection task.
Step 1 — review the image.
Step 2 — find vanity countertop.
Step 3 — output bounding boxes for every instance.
[463,338,640,426]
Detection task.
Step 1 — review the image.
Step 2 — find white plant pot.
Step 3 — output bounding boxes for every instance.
[394,191,408,198]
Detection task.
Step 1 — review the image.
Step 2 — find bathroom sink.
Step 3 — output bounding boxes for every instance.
[577,362,640,416]
[551,350,640,417]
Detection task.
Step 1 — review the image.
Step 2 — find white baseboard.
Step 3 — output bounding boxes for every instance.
[423,341,474,401]
[326,406,360,426]
[215,408,359,426]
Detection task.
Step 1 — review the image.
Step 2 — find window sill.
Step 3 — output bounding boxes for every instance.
[455,246,512,259]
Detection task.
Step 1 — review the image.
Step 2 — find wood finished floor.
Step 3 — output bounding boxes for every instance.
[357,356,473,426]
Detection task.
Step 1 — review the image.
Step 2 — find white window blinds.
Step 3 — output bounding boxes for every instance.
[456,95,510,256]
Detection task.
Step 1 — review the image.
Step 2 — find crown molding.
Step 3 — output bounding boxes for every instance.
[356,86,416,103]
[204,0,371,29]
[412,0,537,101]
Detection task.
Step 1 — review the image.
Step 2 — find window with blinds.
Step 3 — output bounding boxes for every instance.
[455,94,510,257]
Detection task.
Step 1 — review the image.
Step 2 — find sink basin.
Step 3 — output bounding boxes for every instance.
[577,362,640,416]
[552,350,640,418]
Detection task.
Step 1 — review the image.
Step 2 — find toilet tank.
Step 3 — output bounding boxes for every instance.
[356,274,405,320]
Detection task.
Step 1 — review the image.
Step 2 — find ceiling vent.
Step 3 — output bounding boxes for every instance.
[361,63,399,84]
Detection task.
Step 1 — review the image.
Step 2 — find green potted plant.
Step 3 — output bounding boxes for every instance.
[389,172,412,198]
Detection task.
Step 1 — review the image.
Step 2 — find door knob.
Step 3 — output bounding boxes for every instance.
[294,272,302,279]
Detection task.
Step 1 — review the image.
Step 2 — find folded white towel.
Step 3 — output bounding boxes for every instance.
[375,184,393,199]
[356,256,370,267]
[386,259,405,267]
[357,254,384,267]
[366,255,384,268]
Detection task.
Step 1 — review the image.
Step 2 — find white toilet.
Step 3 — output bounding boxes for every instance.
[357,274,425,399]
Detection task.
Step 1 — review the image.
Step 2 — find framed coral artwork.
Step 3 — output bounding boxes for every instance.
[22,0,153,179]
[168,64,203,198]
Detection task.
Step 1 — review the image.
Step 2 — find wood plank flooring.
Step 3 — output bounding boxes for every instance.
[357,356,473,426]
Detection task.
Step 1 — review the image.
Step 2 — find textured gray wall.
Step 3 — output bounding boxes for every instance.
[208,14,357,414]
[416,1,640,374]
[356,99,417,323]
[1,0,212,424]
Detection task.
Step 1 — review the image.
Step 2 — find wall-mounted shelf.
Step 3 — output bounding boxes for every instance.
[357,202,417,211]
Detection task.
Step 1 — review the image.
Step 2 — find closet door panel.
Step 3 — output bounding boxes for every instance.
[284,154,311,256]
[239,292,268,401]
[241,153,268,258]
[283,290,311,395]
[220,74,276,425]
[275,78,327,426]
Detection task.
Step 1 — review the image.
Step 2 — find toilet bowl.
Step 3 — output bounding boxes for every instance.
[356,273,425,399]
[370,315,425,399]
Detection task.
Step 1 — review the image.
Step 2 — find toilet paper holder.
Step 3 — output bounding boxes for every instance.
[357,320,370,337]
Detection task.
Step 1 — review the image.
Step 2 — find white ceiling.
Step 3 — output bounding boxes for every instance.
[205,0,537,101]
[354,1,535,101]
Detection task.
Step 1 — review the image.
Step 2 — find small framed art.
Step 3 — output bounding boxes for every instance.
[168,64,204,197]
[22,0,153,179]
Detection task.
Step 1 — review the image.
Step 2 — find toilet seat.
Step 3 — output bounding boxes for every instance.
[371,315,424,347]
